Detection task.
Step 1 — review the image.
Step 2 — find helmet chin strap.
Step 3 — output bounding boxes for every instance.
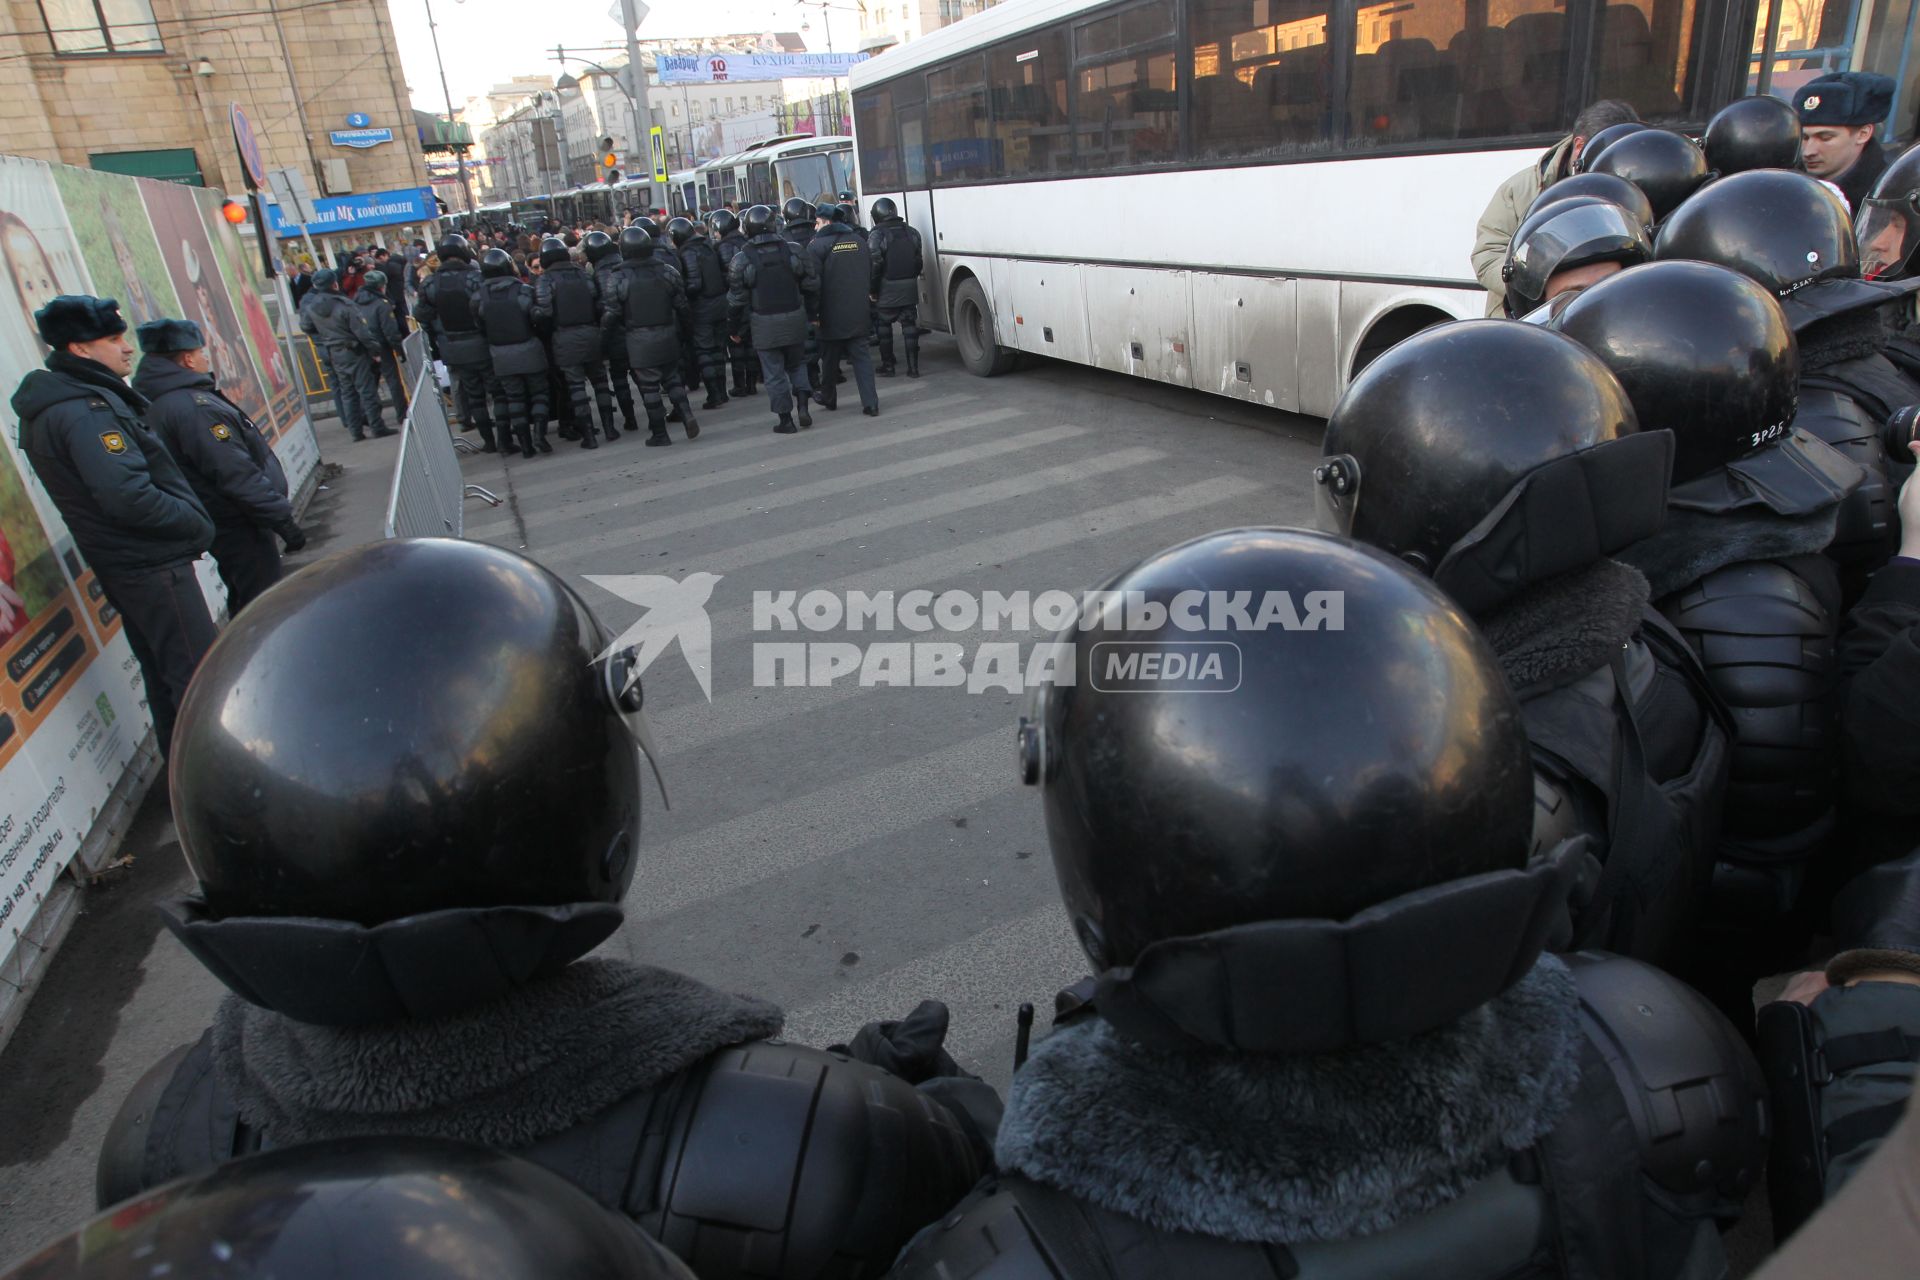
[603,652,671,810]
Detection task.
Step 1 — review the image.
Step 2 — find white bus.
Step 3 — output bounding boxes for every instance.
[850,0,1787,416]
[695,135,859,211]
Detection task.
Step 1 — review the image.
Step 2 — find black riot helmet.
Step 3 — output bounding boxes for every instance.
[837,202,860,226]
[1703,94,1803,176]
[743,203,778,236]
[479,246,515,278]
[871,196,899,222]
[1529,171,1656,236]
[1318,320,1668,614]
[1858,145,1920,280]
[2,1138,696,1280]
[708,207,740,237]
[538,235,570,268]
[667,215,696,246]
[1577,121,1648,172]
[1550,259,1859,516]
[435,234,472,262]
[163,539,660,1026]
[582,229,616,263]
[1021,528,1571,1055]
[1655,167,1897,330]
[1586,128,1709,222]
[618,225,655,260]
[1502,195,1653,317]
[782,196,815,224]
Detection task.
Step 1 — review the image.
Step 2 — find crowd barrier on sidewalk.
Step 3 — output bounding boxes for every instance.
[383,330,499,538]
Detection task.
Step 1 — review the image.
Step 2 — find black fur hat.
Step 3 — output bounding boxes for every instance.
[35,295,126,349]
[134,318,205,354]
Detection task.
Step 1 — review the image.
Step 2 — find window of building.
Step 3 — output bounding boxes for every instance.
[39,0,161,53]
[927,55,993,181]
[1072,1,1179,168]
[990,29,1070,175]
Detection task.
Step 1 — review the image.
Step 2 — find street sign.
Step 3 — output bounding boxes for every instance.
[266,166,319,226]
[649,126,667,183]
[230,103,267,190]
[328,127,395,149]
[607,0,647,24]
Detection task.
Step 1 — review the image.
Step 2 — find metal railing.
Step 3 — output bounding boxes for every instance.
[384,329,501,538]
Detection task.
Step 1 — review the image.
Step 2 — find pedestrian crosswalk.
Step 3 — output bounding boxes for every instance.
[460,338,1321,1082]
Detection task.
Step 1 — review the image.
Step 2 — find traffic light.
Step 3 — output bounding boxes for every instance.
[602,136,619,175]
[220,199,247,224]
[605,168,621,184]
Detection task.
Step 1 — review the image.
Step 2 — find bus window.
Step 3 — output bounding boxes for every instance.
[991,27,1072,175]
[1591,0,1709,121]
[1072,2,1180,169]
[1189,0,1332,159]
[856,86,902,188]
[777,151,835,201]
[1344,0,1570,148]
[746,161,777,205]
[929,55,995,182]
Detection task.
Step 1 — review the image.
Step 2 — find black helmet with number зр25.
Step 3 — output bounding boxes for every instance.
[1551,258,1861,516]
[618,225,655,260]
[1576,120,1649,172]
[582,229,617,263]
[538,236,570,268]
[667,216,696,246]
[0,1137,697,1280]
[1529,171,1657,236]
[434,234,472,262]
[870,196,899,222]
[1655,167,1911,329]
[160,538,666,1027]
[1704,94,1804,176]
[1315,320,1669,614]
[1586,128,1709,222]
[1857,144,1920,280]
[782,196,815,224]
[479,246,515,278]
[1017,527,1581,1055]
[743,204,778,236]
[1502,195,1653,318]
[708,208,740,237]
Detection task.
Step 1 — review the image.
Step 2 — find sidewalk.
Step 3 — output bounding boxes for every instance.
[0,422,395,1263]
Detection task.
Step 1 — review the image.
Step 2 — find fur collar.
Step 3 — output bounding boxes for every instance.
[1619,504,1839,600]
[1797,306,1889,372]
[1478,559,1649,694]
[995,956,1581,1244]
[211,958,782,1149]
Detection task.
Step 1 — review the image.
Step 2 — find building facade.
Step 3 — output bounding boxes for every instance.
[858,0,998,52]
[0,0,431,241]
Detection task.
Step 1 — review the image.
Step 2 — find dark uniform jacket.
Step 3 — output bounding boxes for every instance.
[1838,556,1920,867]
[130,357,290,532]
[727,233,819,351]
[350,289,403,355]
[531,262,606,367]
[412,260,490,367]
[475,276,547,376]
[1835,137,1890,218]
[807,220,873,341]
[717,230,749,275]
[870,218,924,309]
[297,289,358,351]
[599,258,689,369]
[677,238,730,317]
[10,353,213,572]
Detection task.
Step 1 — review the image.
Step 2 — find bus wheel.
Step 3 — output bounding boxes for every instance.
[953,277,1015,377]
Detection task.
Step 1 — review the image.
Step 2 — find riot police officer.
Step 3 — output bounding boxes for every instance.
[1551,258,1867,1011]
[809,204,879,417]
[709,209,756,398]
[598,227,697,446]
[95,539,986,1280]
[1585,127,1708,223]
[1702,94,1803,176]
[131,318,304,616]
[894,528,1763,1279]
[1500,193,1652,320]
[17,1138,697,1279]
[413,235,500,452]
[1658,168,1919,599]
[869,197,925,378]
[533,236,619,448]
[475,247,549,458]
[1316,319,1729,962]
[783,197,825,386]
[355,268,408,419]
[728,204,820,435]
[671,216,732,410]
[582,230,641,439]
[298,268,387,441]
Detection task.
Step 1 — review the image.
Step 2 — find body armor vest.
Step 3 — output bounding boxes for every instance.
[685,241,726,299]
[549,269,597,329]
[429,269,479,333]
[748,243,801,315]
[623,264,675,330]
[481,281,533,345]
[880,226,920,281]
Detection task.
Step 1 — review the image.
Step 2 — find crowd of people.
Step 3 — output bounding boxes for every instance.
[10,71,1920,1280]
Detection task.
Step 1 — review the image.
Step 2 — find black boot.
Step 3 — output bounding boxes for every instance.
[817,386,838,411]
[518,424,537,459]
[877,358,897,377]
[477,425,498,453]
[534,423,553,455]
[666,404,684,424]
[644,411,671,446]
[773,413,798,435]
[580,422,599,449]
[701,378,728,410]
[796,393,812,429]
[674,397,700,439]
[906,350,920,378]
[603,418,621,441]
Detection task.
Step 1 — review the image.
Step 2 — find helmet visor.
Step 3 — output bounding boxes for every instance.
[1505,201,1650,316]
[1859,199,1920,281]
[1312,454,1362,535]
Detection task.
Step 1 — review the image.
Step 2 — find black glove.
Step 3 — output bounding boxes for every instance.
[831,999,969,1084]
[274,520,308,553]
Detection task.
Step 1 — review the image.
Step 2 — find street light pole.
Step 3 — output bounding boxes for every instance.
[423,0,474,212]
[619,0,655,200]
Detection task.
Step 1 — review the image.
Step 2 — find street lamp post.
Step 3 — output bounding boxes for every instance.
[423,0,474,213]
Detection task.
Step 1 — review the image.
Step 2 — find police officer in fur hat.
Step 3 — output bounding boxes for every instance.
[1797,71,1897,213]
[8,297,214,757]
[130,318,304,616]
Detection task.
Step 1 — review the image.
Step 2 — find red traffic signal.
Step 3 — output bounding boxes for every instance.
[220,199,248,225]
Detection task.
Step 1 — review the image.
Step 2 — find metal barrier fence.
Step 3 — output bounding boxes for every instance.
[383,330,500,538]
